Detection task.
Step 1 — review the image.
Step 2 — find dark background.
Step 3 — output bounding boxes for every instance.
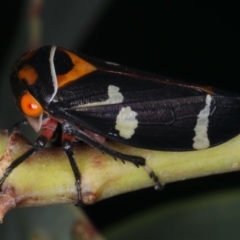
[0,1,240,239]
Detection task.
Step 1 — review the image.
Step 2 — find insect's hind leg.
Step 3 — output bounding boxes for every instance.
[143,165,163,190]
[62,122,163,190]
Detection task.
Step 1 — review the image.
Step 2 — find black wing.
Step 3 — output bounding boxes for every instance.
[48,63,240,151]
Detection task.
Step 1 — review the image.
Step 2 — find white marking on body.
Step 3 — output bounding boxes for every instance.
[193,94,212,149]
[105,61,120,66]
[49,45,58,102]
[115,106,138,139]
[72,85,124,108]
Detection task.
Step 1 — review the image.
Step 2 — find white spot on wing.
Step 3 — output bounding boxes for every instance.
[115,106,138,139]
[106,85,124,104]
[72,85,124,108]
[193,94,212,149]
[105,61,120,66]
[49,45,58,102]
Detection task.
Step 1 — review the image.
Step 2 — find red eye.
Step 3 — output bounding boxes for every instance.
[20,92,43,117]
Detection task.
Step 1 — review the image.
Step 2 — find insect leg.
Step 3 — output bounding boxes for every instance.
[0,135,48,188]
[0,118,58,189]
[62,122,163,190]
[61,133,82,205]
[9,118,28,133]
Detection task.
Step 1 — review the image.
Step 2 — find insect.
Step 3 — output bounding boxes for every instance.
[1,45,240,204]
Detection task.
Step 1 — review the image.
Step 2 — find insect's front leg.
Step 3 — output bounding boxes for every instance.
[9,118,28,133]
[0,118,58,189]
[61,131,82,205]
[0,135,48,188]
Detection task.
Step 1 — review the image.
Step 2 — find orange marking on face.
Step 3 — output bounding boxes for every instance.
[20,92,43,117]
[57,49,97,88]
[18,64,38,85]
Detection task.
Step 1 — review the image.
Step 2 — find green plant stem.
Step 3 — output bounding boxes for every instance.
[1,130,240,221]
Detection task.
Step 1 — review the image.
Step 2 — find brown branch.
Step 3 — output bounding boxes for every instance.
[1,130,240,222]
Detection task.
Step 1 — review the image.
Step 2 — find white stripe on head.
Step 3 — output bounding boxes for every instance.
[49,45,58,102]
